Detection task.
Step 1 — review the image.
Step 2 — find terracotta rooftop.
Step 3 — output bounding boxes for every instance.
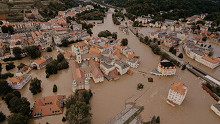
[202,56,220,64]
[64,51,75,58]
[6,76,24,85]
[31,95,65,117]
[34,57,47,65]
[72,61,86,85]
[170,82,188,95]
[89,47,100,54]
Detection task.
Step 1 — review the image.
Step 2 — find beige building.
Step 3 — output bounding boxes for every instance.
[157,60,176,76]
[71,61,90,92]
[200,56,220,69]
[6,74,32,90]
[30,56,53,69]
[211,101,220,117]
[167,82,188,105]
[126,59,139,68]
[115,61,130,75]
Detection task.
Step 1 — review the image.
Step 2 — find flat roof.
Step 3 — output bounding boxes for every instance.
[205,75,220,86]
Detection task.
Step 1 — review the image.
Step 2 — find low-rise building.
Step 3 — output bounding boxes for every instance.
[211,101,220,117]
[167,82,188,105]
[126,59,139,68]
[71,61,90,92]
[31,95,66,118]
[6,74,32,89]
[72,42,89,55]
[157,60,176,76]
[115,61,130,75]
[100,62,115,75]
[16,66,31,76]
[31,56,53,69]
[200,56,220,69]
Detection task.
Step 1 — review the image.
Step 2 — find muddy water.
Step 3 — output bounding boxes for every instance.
[90,8,220,124]
[0,50,73,124]
[0,8,220,124]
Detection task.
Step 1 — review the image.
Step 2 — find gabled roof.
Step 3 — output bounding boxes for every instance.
[72,61,86,85]
[170,82,188,95]
[6,76,24,85]
[31,95,65,117]
[202,56,220,64]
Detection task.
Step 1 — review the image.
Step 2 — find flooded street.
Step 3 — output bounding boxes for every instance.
[0,8,220,124]
[91,8,220,124]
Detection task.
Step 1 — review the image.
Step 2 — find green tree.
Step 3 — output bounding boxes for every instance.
[7,25,14,34]
[12,90,21,98]
[62,117,66,122]
[0,80,12,96]
[112,32,117,39]
[87,28,93,36]
[46,62,58,75]
[46,47,52,52]
[121,38,128,46]
[61,39,69,47]
[66,101,92,124]
[1,26,8,33]
[178,53,183,58]
[158,41,161,45]
[12,47,22,59]
[25,46,41,59]
[53,84,57,92]
[208,51,213,57]
[181,65,186,70]
[156,116,160,123]
[172,49,176,55]
[57,53,64,62]
[0,111,6,122]
[202,36,207,41]
[4,93,16,107]
[6,62,15,71]
[9,97,30,116]
[169,47,174,52]
[0,63,2,74]
[1,72,14,79]
[7,113,29,124]
[61,59,69,69]
[151,115,156,124]
[17,63,26,70]
[29,78,42,95]
[98,30,112,38]
[133,21,139,27]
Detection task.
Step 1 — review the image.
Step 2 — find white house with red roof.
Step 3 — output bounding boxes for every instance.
[115,61,130,75]
[156,60,176,76]
[30,56,53,69]
[167,82,188,105]
[31,95,66,118]
[6,74,32,89]
[71,61,90,92]
[16,66,31,76]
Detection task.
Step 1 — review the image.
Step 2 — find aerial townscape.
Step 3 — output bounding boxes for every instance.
[0,0,220,124]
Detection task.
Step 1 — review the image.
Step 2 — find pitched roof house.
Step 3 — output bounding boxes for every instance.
[167,82,188,105]
[31,95,66,118]
[31,56,53,69]
[72,61,90,92]
[6,74,32,89]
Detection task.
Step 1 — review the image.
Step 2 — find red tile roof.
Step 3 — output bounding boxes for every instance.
[31,95,65,117]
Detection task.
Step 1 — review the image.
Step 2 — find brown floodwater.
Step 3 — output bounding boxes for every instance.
[0,8,220,124]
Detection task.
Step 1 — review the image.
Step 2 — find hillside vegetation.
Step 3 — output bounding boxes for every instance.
[96,0,220,21]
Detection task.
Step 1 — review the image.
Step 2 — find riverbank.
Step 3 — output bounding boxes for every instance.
[0,7,219,124]
[90,8,220,124]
